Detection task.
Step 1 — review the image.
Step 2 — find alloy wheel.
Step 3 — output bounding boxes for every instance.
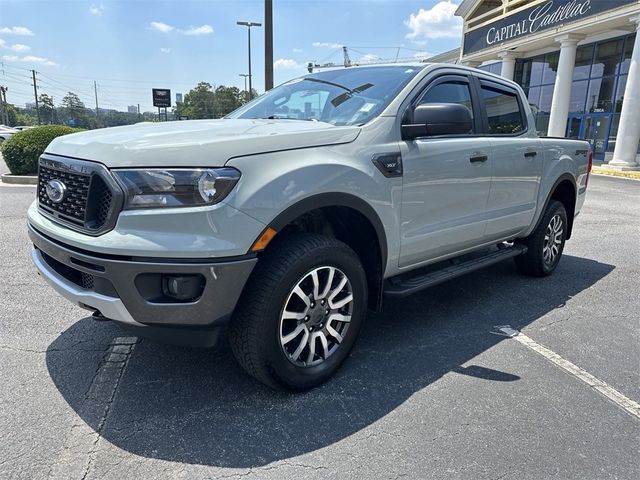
[279,266,354,367]
[543,213,564,266]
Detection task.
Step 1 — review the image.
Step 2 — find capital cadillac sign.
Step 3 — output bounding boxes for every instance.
[463,0,636,55]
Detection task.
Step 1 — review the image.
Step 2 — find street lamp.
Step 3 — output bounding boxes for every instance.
[239,74,250,94]
[236,21,262,99]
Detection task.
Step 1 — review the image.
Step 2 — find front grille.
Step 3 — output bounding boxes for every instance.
[38,166,91,226]
[37,156,122,235]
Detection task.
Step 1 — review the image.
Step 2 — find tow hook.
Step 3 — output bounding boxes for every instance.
[91,310,109,321]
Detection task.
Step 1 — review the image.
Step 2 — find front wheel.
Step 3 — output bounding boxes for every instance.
[514,200,568,277]
[229,233,367,391]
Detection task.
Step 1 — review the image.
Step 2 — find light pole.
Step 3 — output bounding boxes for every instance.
[265,0,273,91]
[236,21,262,98]
[239,74,250,94]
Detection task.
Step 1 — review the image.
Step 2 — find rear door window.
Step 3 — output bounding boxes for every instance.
[480,84,525,134]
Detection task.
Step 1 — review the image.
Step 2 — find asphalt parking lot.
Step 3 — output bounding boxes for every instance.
[1,172,638,479]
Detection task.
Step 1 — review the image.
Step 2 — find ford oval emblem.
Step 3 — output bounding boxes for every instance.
[46,179,67,203]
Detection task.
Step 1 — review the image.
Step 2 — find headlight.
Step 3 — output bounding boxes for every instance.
[112,168,241,209]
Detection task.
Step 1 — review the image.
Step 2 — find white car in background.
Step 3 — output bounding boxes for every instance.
[0,126,18,143]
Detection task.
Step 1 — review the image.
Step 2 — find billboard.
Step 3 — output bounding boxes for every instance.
[152,88,171,108]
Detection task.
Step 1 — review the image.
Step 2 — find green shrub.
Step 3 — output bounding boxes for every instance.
[0,125,84,175]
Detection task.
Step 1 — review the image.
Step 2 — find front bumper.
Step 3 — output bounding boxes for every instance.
[29,224,257,346]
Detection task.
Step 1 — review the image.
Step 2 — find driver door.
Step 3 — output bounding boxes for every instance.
[398,75,492,268]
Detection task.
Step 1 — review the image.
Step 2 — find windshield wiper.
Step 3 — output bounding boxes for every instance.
[304,77,353,92]
[258,116,316,121]
[303,78,374,107]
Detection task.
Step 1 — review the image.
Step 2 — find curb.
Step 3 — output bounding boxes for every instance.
[1,173,37,185]
[592,166,640,180]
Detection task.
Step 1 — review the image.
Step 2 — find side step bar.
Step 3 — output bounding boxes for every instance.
[384,244,528,299]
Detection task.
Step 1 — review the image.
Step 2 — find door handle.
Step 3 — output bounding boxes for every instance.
[524,151,538,158]
[469,155,488,163]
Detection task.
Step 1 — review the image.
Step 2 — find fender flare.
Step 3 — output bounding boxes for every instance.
[268,192,388,269]
[532,173,577,238]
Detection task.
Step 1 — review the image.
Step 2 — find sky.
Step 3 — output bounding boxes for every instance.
[0,0,463,112]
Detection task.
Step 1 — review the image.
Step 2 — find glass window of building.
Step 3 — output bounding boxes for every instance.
[478,62,501,75]
[538,85,554,114]
[615,75,627,113]
[620,34,636,75]
[513,32,634,155]
[541,52,559,85]
[586,77,616,113]
[573,45,594,80]
[569,80,588,113]
[592,39,624,78]
[529,56,545,87]
[527,86,541,115]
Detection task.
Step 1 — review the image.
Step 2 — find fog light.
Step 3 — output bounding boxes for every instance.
[162,275,204,301]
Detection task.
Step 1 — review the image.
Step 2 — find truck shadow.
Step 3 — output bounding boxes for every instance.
[46,254,613,468]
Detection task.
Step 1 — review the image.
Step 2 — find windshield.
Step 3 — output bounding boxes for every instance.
[227,66,422,126]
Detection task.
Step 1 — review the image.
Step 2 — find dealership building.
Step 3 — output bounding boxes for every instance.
[450,0,640,170]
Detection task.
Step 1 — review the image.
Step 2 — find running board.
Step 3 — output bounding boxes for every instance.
[384,244,528,299]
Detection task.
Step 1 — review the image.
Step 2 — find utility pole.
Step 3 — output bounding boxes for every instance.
[237,21,262,99]
[32,70,41,125]
[265,0,273,91]
[137,103,141,121]
[94,81,99,127]
[0,85,5,126]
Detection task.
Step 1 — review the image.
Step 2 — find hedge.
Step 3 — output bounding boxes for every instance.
[0,125,84,175]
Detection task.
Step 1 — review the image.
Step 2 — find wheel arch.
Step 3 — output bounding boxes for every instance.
[265,193,388,311]
[535,173,577,240]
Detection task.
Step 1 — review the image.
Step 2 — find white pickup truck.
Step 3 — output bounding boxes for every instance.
[28,64,591,390]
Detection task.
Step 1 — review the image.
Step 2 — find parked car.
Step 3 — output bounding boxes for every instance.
[27,64,591,390]
[0,125,17,143]
[13,125,35,131]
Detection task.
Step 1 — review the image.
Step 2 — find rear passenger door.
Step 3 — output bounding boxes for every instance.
[476,78,542,239]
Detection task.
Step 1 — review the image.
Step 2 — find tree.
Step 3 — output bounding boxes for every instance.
[239,88,258,105]
[174,82,216,119]
[39,93,55,124]
[213,85,242,117]
[3,103,18,126]
[61,92,85,115]
[59,92,95,129]
[174,83,258,120]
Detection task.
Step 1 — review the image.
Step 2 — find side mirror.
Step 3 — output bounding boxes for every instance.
[402,103,473,139]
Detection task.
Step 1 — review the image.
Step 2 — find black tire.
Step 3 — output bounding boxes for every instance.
[228,233,368,391]
[514,200,568,277]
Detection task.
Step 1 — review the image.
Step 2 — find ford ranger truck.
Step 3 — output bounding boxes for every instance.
[28,64,591,390]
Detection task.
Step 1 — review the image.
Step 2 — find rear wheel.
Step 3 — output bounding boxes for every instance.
[514,200,568,277]
[229,233,367,391]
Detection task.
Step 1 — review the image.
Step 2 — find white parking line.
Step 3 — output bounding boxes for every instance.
[494,325,640,420]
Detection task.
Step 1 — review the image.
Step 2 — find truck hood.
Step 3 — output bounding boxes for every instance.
[45,119,361,168]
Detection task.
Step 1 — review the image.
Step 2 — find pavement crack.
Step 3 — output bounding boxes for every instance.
[0,344,108,354]
[46,336,138,480]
